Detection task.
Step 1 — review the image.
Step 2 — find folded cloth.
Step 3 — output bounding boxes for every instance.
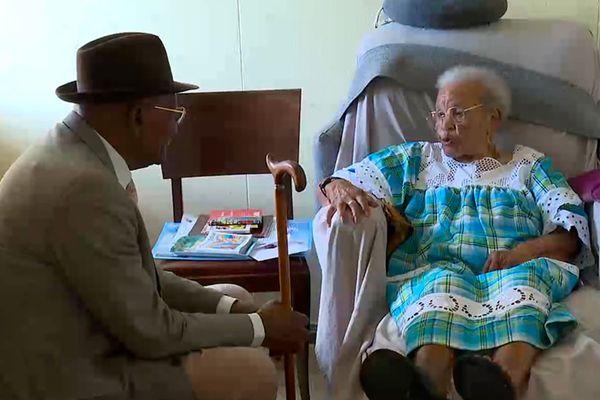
[568,169,600,202]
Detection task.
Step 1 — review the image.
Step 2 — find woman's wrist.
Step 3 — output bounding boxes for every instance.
[318,176,343,199]
[512,242,540,263]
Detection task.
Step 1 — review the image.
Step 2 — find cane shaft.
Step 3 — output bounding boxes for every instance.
[274,185,292,307]
[284,353,296,399]
[266,154,306,400]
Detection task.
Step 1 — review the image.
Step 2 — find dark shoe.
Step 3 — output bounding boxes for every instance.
[360,349,446,400]
[453,355,515,400]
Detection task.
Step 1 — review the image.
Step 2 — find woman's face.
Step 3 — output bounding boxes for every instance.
[435,81,499,162]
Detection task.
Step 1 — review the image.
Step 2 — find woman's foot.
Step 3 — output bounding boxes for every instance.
[453,355,516,400]
[360,349,446,400]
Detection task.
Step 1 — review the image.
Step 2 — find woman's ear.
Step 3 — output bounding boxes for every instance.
[490,107,502,130]
[128,105,144,137]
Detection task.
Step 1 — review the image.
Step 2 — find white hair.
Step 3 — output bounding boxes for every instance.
[436,66,511,119]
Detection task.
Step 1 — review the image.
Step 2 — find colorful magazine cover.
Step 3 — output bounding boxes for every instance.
[171,232,254,255]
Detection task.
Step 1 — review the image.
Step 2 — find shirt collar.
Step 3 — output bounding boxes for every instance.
[96,133,132,189]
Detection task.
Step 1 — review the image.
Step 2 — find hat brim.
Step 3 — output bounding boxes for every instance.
[55,80,199,103]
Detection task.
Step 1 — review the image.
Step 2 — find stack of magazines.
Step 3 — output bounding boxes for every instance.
[152,209,311,261]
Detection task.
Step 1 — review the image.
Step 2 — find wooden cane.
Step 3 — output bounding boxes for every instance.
[266,154,307,400]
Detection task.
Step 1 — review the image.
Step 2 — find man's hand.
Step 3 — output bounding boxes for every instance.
[324,179,378,226]
[483,247,536,273]
[258,300,309,353]
[230,300,259,314]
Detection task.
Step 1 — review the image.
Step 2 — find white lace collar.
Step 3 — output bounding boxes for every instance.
[417,143,543,190]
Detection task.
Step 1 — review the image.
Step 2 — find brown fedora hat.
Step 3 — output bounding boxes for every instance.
[56,32,198,103]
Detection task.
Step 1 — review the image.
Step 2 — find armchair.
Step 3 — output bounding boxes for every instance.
[313,17,600,400]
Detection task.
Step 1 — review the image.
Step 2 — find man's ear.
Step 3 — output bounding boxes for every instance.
[128,105,144,137]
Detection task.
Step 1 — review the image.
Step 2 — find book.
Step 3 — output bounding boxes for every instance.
[171,231,255,256]
[190,215,275,238]
[208,208,263,226]
[210,224,254,234]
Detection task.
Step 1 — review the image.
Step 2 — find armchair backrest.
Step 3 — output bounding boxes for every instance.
[315,19,600,181]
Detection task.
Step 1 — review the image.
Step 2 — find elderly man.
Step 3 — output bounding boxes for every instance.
[315,66,591,400]
[0,33,308,400]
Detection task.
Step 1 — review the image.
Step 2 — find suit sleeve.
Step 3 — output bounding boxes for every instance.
[156,268,235,313]
[51,176,255,359]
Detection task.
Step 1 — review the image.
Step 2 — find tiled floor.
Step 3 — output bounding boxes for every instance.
[275,345,328,400]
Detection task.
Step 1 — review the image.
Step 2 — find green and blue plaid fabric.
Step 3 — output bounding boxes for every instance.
[335,141,589,353]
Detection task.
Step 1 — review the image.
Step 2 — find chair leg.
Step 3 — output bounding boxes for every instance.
[297,342,310,400]
[292,270,311,400]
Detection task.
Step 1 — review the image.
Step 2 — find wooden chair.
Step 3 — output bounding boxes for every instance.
[158,89,311,400]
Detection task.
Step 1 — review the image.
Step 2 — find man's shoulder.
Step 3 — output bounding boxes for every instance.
[1,123,125,214]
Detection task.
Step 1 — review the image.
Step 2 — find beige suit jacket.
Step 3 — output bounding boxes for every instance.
[0,112,255,400]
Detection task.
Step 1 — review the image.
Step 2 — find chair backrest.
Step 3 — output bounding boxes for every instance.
[162,89,301,222]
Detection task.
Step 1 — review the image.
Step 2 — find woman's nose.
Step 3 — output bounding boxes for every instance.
[442,114,456,130]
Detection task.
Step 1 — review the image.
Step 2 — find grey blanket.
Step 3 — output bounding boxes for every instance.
[335,43,600,139]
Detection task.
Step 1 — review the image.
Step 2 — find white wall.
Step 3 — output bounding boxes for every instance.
[0,0,380,243]
[2,0,600,319]
[3,0,600,239]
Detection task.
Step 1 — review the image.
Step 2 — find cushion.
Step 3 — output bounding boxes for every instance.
[383,0,508,29]
[357,19,599,96]
[569,170,600,202]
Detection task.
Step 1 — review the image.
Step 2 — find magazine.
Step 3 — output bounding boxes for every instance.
[171,231,255,256]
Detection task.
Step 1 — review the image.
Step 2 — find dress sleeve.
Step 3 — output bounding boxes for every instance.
[331,143,420,206]
[528,156,594,268]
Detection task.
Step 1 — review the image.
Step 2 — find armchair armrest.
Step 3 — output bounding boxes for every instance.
[314,119,344,183]
[569,169,600,286]
[584,202,600,288]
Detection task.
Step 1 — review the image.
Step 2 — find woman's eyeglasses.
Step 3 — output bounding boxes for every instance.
[429,104,484,125]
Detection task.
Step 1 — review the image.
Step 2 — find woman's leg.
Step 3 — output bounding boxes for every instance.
[493,342,541,398]
[414,344,455,397]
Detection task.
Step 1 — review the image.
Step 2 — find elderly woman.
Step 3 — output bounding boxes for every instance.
[317,66,592,400]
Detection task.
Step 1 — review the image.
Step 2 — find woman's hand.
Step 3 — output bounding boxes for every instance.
[324,179,379,226]
[483,247,536,273]
[383,201,413,258]
[483,228,580,273]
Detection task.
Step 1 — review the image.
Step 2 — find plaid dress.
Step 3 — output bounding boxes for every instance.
[333,142,593,353]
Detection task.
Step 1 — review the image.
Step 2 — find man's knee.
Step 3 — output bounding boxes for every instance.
[185,348,277,400]
[208,283,254,304]
[236,348,278,399]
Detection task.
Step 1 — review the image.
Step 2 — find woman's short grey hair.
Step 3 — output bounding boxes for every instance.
[436,66,511,119]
